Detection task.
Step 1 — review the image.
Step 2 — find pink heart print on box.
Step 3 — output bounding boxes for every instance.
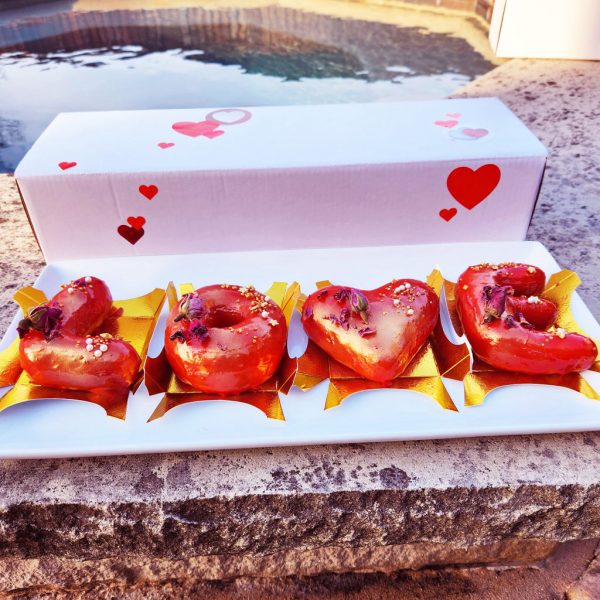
[171,108,252,139]
[450,126,490,141]
[434,110,489,141]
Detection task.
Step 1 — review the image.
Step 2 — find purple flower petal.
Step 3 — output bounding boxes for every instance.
[17,302,63,340]
[334,288,351,302]
[358,327,376,337]
[482,285,512,323]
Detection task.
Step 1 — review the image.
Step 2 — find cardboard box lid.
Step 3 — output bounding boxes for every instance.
[15,98,546,178]
[490,0,600,60]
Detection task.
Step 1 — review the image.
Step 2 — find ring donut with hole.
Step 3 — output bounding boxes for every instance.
[17,276,141,391]
[164,284,287,393]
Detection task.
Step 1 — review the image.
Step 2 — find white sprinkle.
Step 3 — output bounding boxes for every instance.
[269,319,279,326]
[394,285,405,293]
[99,344,108,352]
[84,276,92,283]
[239,287,247,293]
[85,337,93,344]
[93,349,102,358]
[527,296,541,304]
[86,344,94,352]
[405,282,411,289]
[261,310,269,319]
[264,296,271,301]
[556,328,567,339]
[406,308,414,316]
[393,299,401,307]
[527,266,536,274]
[67,287,74,294]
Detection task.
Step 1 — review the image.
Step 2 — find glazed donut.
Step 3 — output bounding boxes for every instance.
[18,276,141,391]
[301,280,439,382]
[456,263,598,374]
[164,284,287,393]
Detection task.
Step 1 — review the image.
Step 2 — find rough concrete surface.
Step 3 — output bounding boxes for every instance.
[1,47,600,600]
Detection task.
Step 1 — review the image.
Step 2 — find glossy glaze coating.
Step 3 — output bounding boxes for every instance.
[51,276,113,335]
[18,276,141,391]
[20,331,140,391]
[301,280,439,383]
[164,284,287,394]
[456,263,598,375]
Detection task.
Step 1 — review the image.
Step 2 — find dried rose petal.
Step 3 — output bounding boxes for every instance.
[175,293,205,322]
[334,288,351,302]
[358,327,376,337]
[324,313,341,327]
[482,285,512,323]
[169,330,186,343]
[189,319,209,340]
[17,302,63,340]
[339,308,351,330]
[350,289,368,312]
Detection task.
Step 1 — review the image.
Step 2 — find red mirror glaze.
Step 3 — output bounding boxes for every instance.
[456,263,597,375]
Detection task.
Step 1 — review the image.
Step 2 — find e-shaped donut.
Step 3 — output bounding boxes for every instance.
[164,284,287,393]
[456,263,597,374]
[18,276,141,391]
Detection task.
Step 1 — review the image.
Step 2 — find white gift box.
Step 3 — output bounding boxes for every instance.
[15,98,546,262]
[490,0,600,60]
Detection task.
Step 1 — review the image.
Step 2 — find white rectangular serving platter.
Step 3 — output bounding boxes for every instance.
[1,241,599,459]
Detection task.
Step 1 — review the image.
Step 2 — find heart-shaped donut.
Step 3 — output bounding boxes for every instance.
[301,280,439,383]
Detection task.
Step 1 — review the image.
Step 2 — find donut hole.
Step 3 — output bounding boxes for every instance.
[204,306,245,329]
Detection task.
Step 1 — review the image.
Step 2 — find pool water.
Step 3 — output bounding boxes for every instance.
[0,1,499,172]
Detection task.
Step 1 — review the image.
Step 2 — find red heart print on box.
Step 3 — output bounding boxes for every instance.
[447,164,501,210]
[139,184,158,200]
[118,224,144,245]
[434,120,458,129]
[58,161,77,171]
[127,216,146,230]
[439,208,457,222]
[158,142,175,149]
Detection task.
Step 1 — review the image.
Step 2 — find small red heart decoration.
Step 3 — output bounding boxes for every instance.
[139,184,158,200]
[127,216,146,230]
[439,208,457,222]
[446,113,461,118]
[302,282,439,382]
[158,142,175,149]
[58,161,77,171]
[463,128,488,139]
[118,224,144,245]
[434,120,458,129]
[172,120,225,139]
[447,164,501,210]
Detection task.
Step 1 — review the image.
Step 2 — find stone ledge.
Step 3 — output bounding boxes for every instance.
[0,539,558,591]
[1,483,599,560]
[2,540,599,600]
